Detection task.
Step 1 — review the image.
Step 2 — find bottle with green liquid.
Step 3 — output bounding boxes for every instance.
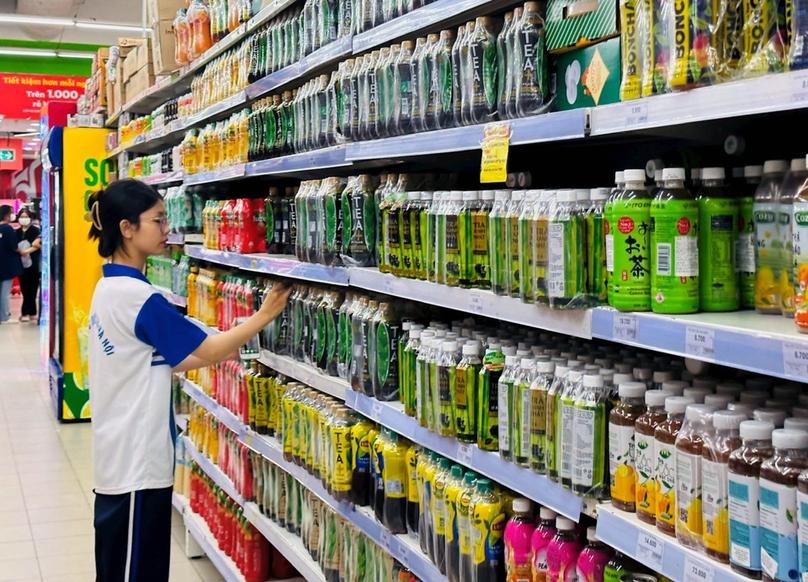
[386,188,406,277]
[697,167,740,312]
[428,335,446,431]
[585,188,609,306]
[453,342,481,443]
[497,355,521,462]
[519,190,539,303]
[400,191,420,279]
[651,167,700,314]
[529,360,555,474]
[558,369,582,488]
[413,191,431,280]
[572,374,607,497]
[506,190,525,298]
[458,191,481,288]
[472,190,493,289]
[737,165,762,308]
[513,357,537,468]
[437,341,461,437]
[401,326,422,417]
[432,192,448,283]
[489,190,511,295]
[547,189,584,309]
[416,331,436,427]
[477,344,505,451]
[443,191,464,286]
[532,190,552,305]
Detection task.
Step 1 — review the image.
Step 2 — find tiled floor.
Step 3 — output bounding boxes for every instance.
[0,298,225,582]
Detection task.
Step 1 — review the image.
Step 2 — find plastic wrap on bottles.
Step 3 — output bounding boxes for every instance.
[547,189,586,309]
[497,12,516,121]
[514,2,552,117]
[718,0,744,77]
[175,9,191,66]
[667,0,720,89]
[468,17,499,125]
[620,0,642,100]
[738,0,788,76]
[639,0,671,95]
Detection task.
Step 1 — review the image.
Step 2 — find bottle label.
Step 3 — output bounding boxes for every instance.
[530,387,547,469]
[798,490,808,574]
[548,222,566,298]
[498,380,512,452]
[651,198,699,311]
[608,198,652,311]
[792,203,808,315]
[655,439,676,527]
[471,500,505,565]
[608,422,636,504]
[458,492,473,555]
[699,197,739,309]
[332,426,353,491]
[520,386,532,460]
[701,458,729,554]
[445,485,461,544]
[753,202,780,311]
[434,478,447,535]
[383,454,406,499]
[560,399,575,481]
[759,479,798,580]
[572,404,600,488]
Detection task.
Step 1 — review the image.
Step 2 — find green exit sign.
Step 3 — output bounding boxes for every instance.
[0,149,15,162]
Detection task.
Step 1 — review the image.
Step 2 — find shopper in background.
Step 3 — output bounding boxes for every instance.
[0,205,22,324]
[86,179,292,582]
[15,208,41,323]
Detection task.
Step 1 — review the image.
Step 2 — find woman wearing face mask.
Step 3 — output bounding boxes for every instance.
[0,205,22,324]
[15,208,41,323]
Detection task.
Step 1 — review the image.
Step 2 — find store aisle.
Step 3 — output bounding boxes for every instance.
[0,310,226,582]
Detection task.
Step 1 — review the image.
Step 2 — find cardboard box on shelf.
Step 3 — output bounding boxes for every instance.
[118,37,146,48]
[546,0,619,53]
[125,67,155,101]
[93,47,110,73]
[134,40,152,72]
[122,41,154,82]
[147,0,186,22]
[113,79,126,112]
[555,36,621,110]
[152,18,179,75]
[106,81,117,116]
[123,51,138,81]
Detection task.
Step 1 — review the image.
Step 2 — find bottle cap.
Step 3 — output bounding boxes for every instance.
[443,341,458,352]
[583,374,604,388]
[765,399,792,412]
[792,158,807,172]
[567,370,583,384]
[645,390,671,407]
[537,361,555,374]
[655,169,663,182]
[773,384,801,401]
[726,402,753,417]
[517,349,532,358]
[704,394,733,409]
[740,390,770,405]
[557,189,577,202]
[716,382,743,399]
[713,410,747,430]
[702,167,725,181]
[462,344,480,356]
[685,403,716,421]
[502,346,517,357]
[584,364,602,373]
[555,366,571,378]
[792,406,808,418]
[513,498,531,513]
[463,190,479,201]
[411,328,422,339]
[665,396,695,413]
[556,517,575,530]
[521,358,535,370]
[590,187,610,200]
[634,367,653,381]
[494,190,510,202]
[693,377,718,390]
[691,168,702,181]
[785,417,808,432]
[745,377,772,391]
[653,371,674,383]
[421,190,434,201]
[619,382,647,398]
[505,355,520,367]
[753,408,788,428]
[613,373,635,386]
[663,168,686,181]
[615,171,625,184]
[482,190,495,201]
[540,507,557,520]
[763,160,788,174]
[408,191,421,200]
[567,359,583,368]
[740,420,775,440]
[624,169,645,183]
[450,191,463,201]
[772,428,808,449]
[683,387,712,403]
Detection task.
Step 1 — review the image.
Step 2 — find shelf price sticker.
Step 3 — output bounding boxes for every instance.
[635,531,664,571]
[468,291,484,314]
[613,313,638,341]
[685,326,716,360]
[480,123,510,184]
[683,555,714,582]
[371,401,384,420]
[396,540,410,568]
[792,71,808,102]
[782,341,808,376]
[625,102,648,126]
[458,443,474,465]
[380,529,392,552]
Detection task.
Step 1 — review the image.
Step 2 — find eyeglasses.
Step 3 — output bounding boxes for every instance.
[149,216,169,230]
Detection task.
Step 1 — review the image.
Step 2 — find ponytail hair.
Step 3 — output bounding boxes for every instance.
[88,179,162,258]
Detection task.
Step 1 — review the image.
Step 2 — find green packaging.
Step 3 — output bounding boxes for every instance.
[529,361,555,474]
[548,189,585,308]
[572,374,607,497]
[519,191,539,303]
[545,366,569,481]
[533,191,551,304]
[489,190,511,295]
[505,191,525,298]
[458,191,482,288]
[437,341,460,438]
[477,346,505,451]
[444,191,464,286]
[737,167,761,308]
[698,168,740,311]
[497,355,520,461]
[513,358,537,468]
[453,344,481,444]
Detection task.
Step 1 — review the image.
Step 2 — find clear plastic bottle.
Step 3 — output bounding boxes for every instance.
[490,190,512,295]
[454,343,482,444]
[506,190,525,298]
[558,370,583,489]
[548,189,584,309]
[545,365,569,482]
[754,160,789,315]
[784,157,808,320]
[519,190,539,303]
[635,389,670,524]
[437,341,461,437]
[609,381,647,511]
[498,355,522,461]
[529,361,555,474]
[655,396,695,536]
[573,374,608,497]
[458,470,478,582]
[513,357,537,467]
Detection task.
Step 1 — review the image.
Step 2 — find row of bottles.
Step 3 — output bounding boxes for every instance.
[200,198,268,254]
[186,267,269,330]
[146,252,191,296]
[189,41,251,116]
[164,185,205,236]
[125,146,181,178]
[173,0,253,66]
[181,109,250,174]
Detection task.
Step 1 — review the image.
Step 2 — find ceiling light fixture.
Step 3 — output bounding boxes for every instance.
[75,22,146,33]
[0,14,145,32]
[57,51,95,59]
[0,48,57,57]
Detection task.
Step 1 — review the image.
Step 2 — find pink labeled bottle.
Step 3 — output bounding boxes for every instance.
[574,527,613,582]
[545,517,583,582]
[505,498,536,582]
[531,507,557,581]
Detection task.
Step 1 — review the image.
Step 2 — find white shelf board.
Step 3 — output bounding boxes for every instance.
[153,285,188,308]
[184,508,250,582]
[182,435,244,506]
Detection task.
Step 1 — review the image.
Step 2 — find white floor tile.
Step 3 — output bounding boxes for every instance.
[0,557,40,581]
[30,519,93,541]
[0,540,36,561]
[34,534,94,559]
[0,524,32,543]
[37,551,95,578]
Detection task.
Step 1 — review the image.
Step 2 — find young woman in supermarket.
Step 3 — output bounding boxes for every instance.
[86,179,293,582]
[15,208,41,323]
[0,204,22,324]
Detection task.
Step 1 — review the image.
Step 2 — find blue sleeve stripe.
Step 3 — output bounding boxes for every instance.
[134,293,208,368]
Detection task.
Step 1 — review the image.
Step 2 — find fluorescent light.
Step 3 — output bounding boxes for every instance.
[75,22,147,33]
[57,51,95,59]
[0,48,57,57]
[0,14,73,26]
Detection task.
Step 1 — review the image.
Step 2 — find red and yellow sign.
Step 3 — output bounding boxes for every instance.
[0,73,86,119]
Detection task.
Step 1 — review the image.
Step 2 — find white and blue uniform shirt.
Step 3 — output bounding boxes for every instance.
[88,263,207,495]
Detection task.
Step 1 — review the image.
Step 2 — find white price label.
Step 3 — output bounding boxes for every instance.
[250,257,258,270]
[397,541,410,568]
[242,432,253,449]
[468,291,484,314]
[685,326,715,360]
[783,341,808,376]
[792,72,808,102]
[625,102,648,126]
[371,401,384,420]
[613,314,638,341]
[458,444,473,465]
[635,531,664,570]
[684,556,714,582]
[383,277,395,294]
[380,529,392,551]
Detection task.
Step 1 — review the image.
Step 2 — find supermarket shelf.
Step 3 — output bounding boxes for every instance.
[243,503,327,582]
[185,91,249,128]
[138,170,184,186]
[344,389,585,521]
[345,109,587,161]
[596,504,746,582]
[246,35,354,100]
[591,307,808,384]
[172,491,186,514]
[349,268,592,338]
[589,69,808,136]
[176,413,190,431]
[168,232,205,245]
[183,435,245,506]
[154,285,188,308]
[184,245,351,286]
[246,146,350,177]
[184,507,249,582]
[182,379,244,437]
[184,164,248,185]
[258,351,347,400]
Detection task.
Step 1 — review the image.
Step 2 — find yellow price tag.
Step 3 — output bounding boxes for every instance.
[480,123,510,184]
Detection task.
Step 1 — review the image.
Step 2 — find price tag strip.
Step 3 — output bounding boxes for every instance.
[613,313,638,342]
[683,555,714,582]
[783,341,808,376]
[635,531,664,572]
[457,443,474,465]
[685,326,716,360]
[468,291,484,315]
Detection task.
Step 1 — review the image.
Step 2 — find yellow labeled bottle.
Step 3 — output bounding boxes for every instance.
[331,408,353,502]
[382,432,409,534]
[470,478,506,582]
[406,446,420,539]
[444,465,465,582]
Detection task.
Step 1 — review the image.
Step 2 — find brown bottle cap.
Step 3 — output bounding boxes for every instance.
[440,30,454,40]
[346,58,355,65]
[525,1,540,10]
[401,40,414,49]
[380,47,390,54]
[428,33,439,41]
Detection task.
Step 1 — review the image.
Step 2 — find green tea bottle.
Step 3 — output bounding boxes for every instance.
[496,11,515,121]
[469,16,499,124]
[737,165,762,308]
[414,191,431,280]
[386,188,407,277]
[779,158,807,317]
[442,191,464,286]
[472,191,493,289]
[454,342,482,443]
[753,160,789,314]
[572,374,607,497]
[585,188,609,305]
[347,175,376,267]
[431,191,448,283]
[558,369,583,488]
[428,334,446,431]
[547,189,584,309]
[373,302,401,402]
[401,326,423,417]
[513,357,537,468]
[505,190,525,298]
[530,360,556,474]
[416,331,436,427]
[519,190,539,303]
[348,296,369,393]
[451,25,466,127]
[375,46,394,139]
[437,341,461,437]
[435,30,455,129]
[697,167,740,312]
[532,190,552,305]
[497,355,521,462]
[489,190,511,295]
[410,37,427,133]
[458,190,481,288]
[376,173,393,273]
[606,169,651,311]
[477,344,505,451]
[651,167,699,314]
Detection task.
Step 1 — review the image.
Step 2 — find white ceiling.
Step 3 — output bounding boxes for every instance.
[0,0,144,45]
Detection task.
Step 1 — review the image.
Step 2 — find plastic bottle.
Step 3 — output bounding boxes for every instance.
[754,160,789,314]
[573,374,608,497]
[506,190,526,298]
[519,191,539,303]
[470,478,506,582]
[437,341,461,437]
[655,396,695,535]
[758,429,808,582]
[454,343,482,444]
[609,381,647,511]
[382,431,409,534]
[606,169,652,311]
[468,17,498,125]
[651,167,699,314]
[458,190,483,288]
[532,190,552,305]
[479,345,506,452]
[444,464,465,582]
[498,355,522,461]
[514,2,549,118]
[453,24,468,127]
[754,408,788,429]
[530,507,557,581]
[780,158,808,318]
[491,190,512,295]
[504,498,535,582]
[545,366,570,482]
[585,188,609,305]
[548,189,584,309]
[545,516,583,582]
[602,552,628,582]
[458,471,478,582]
[526,360,554,474]
[574,527,613,582]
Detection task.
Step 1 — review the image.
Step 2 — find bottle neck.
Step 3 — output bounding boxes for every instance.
[743,438,772,448]
[666,411,685,422]
[621,396,645,406]
[774,446,808,457]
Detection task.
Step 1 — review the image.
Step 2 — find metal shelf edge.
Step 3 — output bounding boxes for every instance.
[257,351,348,400]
